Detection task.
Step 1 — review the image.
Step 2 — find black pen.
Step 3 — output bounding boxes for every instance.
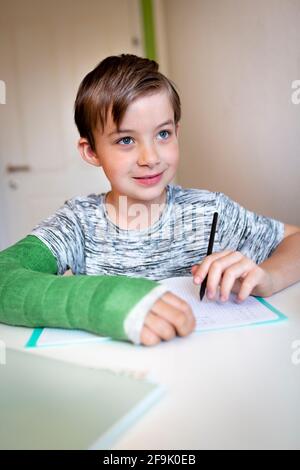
[200,212,218,301]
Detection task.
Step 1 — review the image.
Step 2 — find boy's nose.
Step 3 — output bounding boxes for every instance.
[138,147,160,166]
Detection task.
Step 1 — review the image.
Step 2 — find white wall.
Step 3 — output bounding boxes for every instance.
[163,0,300,225]
[0,0,144,248]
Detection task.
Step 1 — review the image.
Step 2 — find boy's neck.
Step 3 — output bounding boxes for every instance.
[105,187,167,231]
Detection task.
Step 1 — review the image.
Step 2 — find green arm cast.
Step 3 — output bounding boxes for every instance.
[0,235,159,341]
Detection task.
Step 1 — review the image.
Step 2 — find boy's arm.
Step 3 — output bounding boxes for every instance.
[258,224,300,295]
[191,192,300,301]
[0,235,167,342]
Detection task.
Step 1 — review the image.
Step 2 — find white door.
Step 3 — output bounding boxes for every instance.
[0,0,143,249]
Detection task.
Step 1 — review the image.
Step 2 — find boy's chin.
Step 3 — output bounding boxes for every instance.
[123,182,165,199]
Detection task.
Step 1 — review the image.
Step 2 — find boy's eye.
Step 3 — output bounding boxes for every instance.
[158,129,171,139]
[116,129,172,145]
[117,136,133,145]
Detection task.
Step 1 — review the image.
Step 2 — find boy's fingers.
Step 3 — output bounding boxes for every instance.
[140,325,161,346]
[195,252,245,301]
[144,312,177,341]
[236,270,260,302]
[162,292,196,331]
[230,278,243,295]
[218,259,255,301]
[153,293,195,336]
[191,253,228,274]
[192,250,234,283]
[205,252,246,298]
[162,291,191,312]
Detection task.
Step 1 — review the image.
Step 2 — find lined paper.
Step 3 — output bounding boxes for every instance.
[160,276,284,331]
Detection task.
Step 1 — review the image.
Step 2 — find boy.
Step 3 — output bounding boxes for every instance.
[0,54,300,347]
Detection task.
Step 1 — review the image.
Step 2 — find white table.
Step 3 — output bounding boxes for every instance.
[1,283,300,450]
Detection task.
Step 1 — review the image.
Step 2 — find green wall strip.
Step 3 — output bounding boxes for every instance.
[140,0,157,60]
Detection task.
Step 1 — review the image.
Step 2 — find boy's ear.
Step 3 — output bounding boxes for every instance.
[77,138,101,167]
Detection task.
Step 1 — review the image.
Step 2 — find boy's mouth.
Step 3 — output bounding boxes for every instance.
[133,171,163,179]
[133,171,164,186]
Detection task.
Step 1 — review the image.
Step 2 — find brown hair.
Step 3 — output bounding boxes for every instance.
[74,54,181,151]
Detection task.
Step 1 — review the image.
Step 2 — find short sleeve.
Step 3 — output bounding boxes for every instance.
[215,192,285,264]
[30,198,85,275]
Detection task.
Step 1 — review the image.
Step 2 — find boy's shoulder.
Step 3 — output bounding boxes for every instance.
[62,192,103,211]
[55,193,105,228]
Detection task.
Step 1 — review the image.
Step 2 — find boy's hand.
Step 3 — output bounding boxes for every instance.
[140,292,196,346]
[191,250,274,302]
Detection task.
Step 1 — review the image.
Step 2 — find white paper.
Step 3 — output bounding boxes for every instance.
[160,276,280,331]
[36,328,109,347]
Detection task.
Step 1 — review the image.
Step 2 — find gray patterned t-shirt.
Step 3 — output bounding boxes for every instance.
[30,184,285,343]
[31,183,285,279]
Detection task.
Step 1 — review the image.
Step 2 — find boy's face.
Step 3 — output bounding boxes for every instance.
[78,90,180,206]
